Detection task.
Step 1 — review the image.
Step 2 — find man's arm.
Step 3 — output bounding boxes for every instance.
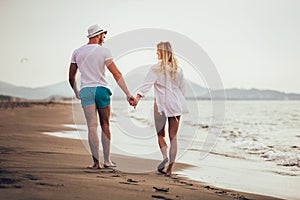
[106,60,134,103]
[68,63,80,99]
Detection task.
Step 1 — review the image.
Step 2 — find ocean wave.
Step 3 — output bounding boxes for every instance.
[262,150,300,167]
[269,170,299,176]
[216,128,300,170]
[183,121,209,128]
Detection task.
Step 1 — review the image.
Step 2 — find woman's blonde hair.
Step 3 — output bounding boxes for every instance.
[157,41,179,80]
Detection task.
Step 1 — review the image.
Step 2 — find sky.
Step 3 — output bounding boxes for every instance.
[1,0,300,93]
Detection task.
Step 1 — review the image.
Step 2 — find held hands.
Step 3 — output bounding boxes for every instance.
[127,94,136,107]
[127,94,141,109]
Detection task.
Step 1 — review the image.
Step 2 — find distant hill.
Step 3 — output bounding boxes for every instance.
[0,81,73,100]
[212,88,300,100]
[0,80,300,100]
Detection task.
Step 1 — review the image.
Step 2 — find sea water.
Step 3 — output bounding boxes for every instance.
[44,100,300,199]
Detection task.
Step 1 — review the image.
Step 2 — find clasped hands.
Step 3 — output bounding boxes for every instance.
[127,94,142,109]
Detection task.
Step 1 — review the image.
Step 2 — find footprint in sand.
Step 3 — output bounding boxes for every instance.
[153,187,169,193]
[231,194,249,200]
[0,178,20,185]
[0,177,22,189]
[205,185,250,200]
[173,179,193,186]
[97,175,111,179]
[24,174,39,181]
[36,182,64,187]
[151,195,173,200]
[119,178,139,185]
[111,174,121,177]
[0,147,16,154]
[127,178,138,183]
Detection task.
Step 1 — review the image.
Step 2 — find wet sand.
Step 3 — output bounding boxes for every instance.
[0,102,281,200]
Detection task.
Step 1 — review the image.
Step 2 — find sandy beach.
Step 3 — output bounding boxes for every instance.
[0,102,281,200]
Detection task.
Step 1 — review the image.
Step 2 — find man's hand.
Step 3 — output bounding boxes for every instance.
[131,94,142,109]
[75,90,81,99]
[69,63,80,100]
[127,95,136,107]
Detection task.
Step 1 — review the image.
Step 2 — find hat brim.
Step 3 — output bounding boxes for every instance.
[87,30,107,38]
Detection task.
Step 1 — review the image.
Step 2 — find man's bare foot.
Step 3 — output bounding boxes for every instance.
[103,161,116,168]
[87,163,103,169]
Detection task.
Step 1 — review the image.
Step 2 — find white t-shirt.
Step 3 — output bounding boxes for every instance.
[71,44,113,89]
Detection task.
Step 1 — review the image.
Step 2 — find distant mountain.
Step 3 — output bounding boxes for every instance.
[174,82,300,100]
[212,88,300,100]
[0,80,300,100]
[0,81,73,100]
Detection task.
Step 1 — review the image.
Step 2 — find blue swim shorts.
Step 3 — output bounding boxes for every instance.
[80,86,112,108]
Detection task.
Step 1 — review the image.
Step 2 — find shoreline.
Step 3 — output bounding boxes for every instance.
[44,125,300,200]
[0,102,281,199]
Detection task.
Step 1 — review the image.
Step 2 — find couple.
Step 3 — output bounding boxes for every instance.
[68,24,188,176]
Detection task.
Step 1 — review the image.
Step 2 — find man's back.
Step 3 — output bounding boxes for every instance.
[71,44,113,89]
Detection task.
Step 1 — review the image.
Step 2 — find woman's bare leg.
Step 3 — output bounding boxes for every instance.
[154,103,168,172]
[166,116,181,175]
[154,103,168,159]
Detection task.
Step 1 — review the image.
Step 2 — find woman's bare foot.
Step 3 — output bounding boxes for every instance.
[166,163,174,176]
[166,169,172,176]
[157,158,169,174]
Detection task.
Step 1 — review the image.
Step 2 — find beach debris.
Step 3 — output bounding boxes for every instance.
[201,124,209,128]
[153,186,169,193]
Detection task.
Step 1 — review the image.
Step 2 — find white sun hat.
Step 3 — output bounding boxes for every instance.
[87,24,107,38]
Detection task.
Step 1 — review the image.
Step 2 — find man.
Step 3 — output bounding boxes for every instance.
[69,24,134,169]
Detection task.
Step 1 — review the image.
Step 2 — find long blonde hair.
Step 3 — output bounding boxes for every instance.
[157,41,179,80]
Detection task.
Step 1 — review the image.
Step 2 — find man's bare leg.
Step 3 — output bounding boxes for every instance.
[98,105,114,166]
[83,104,102,168]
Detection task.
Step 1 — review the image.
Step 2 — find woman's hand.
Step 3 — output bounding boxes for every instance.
[132,94,142,109]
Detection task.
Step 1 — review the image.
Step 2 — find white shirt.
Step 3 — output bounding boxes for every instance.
[71,44,113,89]
[138,64,189,117]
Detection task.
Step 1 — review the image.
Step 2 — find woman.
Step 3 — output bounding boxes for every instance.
[134,41,188,175]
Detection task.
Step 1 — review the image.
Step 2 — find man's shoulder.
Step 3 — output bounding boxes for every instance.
[73,44,88,52]
[97,45,111,52]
